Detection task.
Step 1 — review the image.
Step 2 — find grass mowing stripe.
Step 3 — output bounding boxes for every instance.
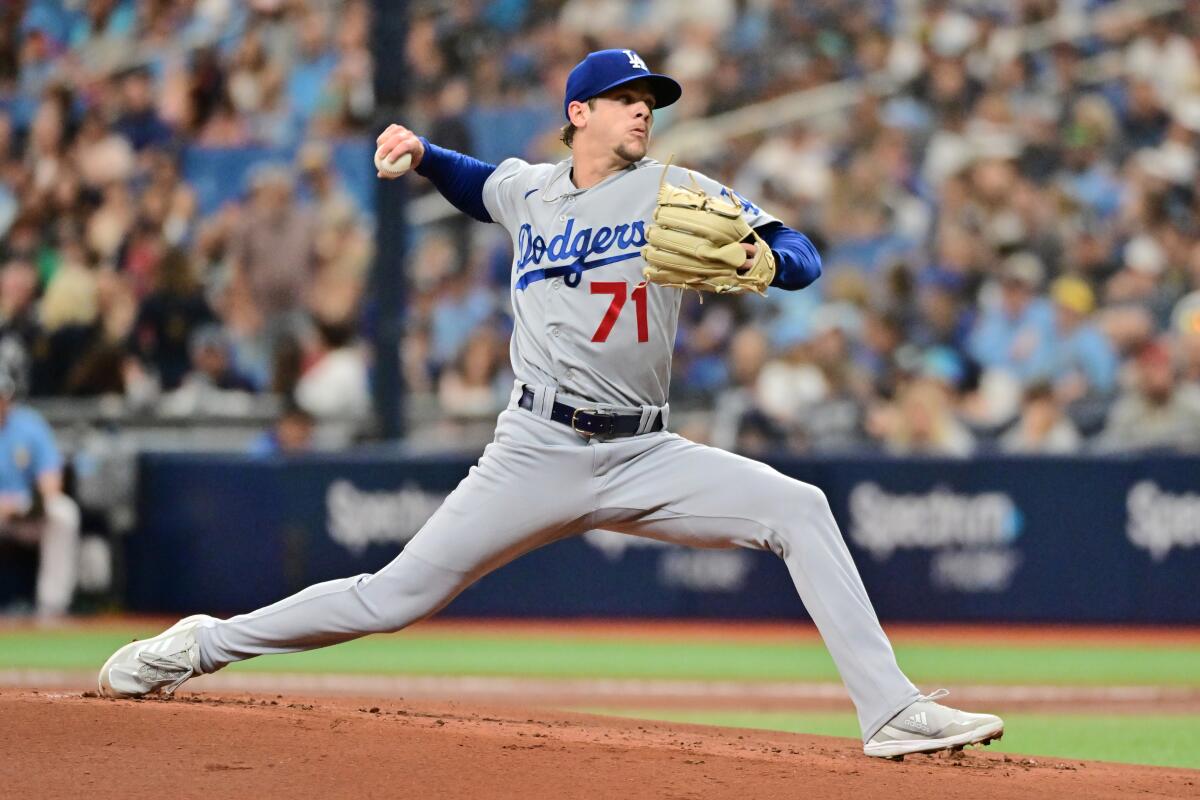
[2,630,1200,685]
[572,708,1200,770]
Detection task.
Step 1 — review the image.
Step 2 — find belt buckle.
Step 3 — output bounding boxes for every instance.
[571,407,614,438]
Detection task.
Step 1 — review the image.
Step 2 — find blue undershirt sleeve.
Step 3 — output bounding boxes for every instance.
[755,221,823,291]
[413,138,496,223]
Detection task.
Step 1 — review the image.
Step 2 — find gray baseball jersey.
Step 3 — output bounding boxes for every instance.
[483,157,778,408]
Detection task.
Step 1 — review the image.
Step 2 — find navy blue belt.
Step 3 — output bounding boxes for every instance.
[519,386,663,439]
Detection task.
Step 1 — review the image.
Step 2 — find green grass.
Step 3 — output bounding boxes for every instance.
[3,628,1200,686]
[5,626,1199,769]
[573,708,1200,771]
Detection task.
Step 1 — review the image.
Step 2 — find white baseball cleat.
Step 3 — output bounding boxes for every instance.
[863,689,1004,759]
[98,614,215,698]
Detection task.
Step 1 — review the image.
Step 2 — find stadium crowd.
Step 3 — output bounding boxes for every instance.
[402,0,1200,455]
[1,0,376,447]
[3,0,1200,456]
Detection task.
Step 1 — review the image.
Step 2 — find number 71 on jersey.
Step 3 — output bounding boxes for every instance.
[590,281,648,343]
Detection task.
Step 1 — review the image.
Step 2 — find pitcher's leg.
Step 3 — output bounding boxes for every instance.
[194,409,593,673]
[598,436,917,740]
[196,550,469,672]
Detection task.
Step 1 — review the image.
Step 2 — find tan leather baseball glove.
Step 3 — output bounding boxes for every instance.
[641,175,775,295]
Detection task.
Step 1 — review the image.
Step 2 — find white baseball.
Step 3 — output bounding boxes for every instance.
[374,148,412,177]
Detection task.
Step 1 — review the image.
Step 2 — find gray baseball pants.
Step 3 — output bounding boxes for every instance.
[196,385,919,740]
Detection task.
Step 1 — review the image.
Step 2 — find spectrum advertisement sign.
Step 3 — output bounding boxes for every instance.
[127,453,1200,622]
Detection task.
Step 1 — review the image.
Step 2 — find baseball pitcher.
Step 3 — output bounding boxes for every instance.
[99,50,1002,760]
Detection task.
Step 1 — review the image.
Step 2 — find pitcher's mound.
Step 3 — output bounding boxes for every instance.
[2,690,1193,799]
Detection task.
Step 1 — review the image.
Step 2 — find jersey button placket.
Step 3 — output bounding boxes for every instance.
[554,197,572,288]
[549,196,573,379]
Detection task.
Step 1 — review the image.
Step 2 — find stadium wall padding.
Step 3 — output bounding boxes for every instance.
[126,451,1200,622]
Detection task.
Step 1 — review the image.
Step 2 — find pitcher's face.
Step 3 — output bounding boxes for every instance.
[579,79,656,163]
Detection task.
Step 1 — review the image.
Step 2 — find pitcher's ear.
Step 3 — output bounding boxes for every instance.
[567,99,590,127]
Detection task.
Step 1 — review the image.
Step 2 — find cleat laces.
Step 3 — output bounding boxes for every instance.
[137,651,194,695]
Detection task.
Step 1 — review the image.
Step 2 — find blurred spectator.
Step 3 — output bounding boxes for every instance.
[709,325,770,453]
[1096,339,1200,452]
[129,247,216,391]
[73,107,135,189]
[969,253,1054,383]
[297,139,354,220]
[287,7,339,128]
[114,66,174,152]
[437,325,510,421]
[158,325,256,417]
[1105,235,1177,330]
[309,195,372,325]
[1173,290,1200,386]
[1125,14,1199,106]
[870,372,976,457]
[32,257,103,396]
[0,258,42,391]
[270,328,306,398]
[294,316,371,430]
[753,304,871,452]
[755,330,825,449]
[0,366,81,618]
[312,0,374,138]
[823,164,912,275]
[674,300,737,396]
[911,267,972,356]
[428,268,496,371]
[248,400,316,457]
[737,125,833,209]
[1120,80,1170,155]
[1043,275,1119,432]
[999,383,1082,454]
[227,26,290,146]
[228,165,316,325]
[801,304,868,452]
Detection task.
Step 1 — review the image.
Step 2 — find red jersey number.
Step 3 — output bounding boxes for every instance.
[590,281,648,343]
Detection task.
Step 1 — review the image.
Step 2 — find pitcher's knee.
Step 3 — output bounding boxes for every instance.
[758,481,832,558]
[760,480,829,525]
[795,482,831,514]
[357,554,468,632]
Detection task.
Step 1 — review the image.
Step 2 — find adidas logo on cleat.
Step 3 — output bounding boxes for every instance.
[903,711,931,734]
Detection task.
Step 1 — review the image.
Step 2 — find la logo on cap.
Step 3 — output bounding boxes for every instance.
[624,50,647,71]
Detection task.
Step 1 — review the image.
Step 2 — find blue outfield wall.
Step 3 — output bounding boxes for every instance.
[127,451,1200,622]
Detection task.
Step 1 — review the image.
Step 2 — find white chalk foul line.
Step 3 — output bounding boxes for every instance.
[2,669,1198,705]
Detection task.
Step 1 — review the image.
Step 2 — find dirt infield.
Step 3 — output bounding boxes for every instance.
[3,689,1196,800]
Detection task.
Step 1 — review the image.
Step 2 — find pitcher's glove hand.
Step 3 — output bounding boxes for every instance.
[641,178,775,295]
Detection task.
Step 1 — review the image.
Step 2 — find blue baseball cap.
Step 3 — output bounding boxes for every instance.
[563,49,682,120]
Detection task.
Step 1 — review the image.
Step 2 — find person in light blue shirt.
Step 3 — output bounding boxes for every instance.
[1032,276,1119,434]
[0,368,80,617]
[968,253,1056,382]
[1043,276,1118,394]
